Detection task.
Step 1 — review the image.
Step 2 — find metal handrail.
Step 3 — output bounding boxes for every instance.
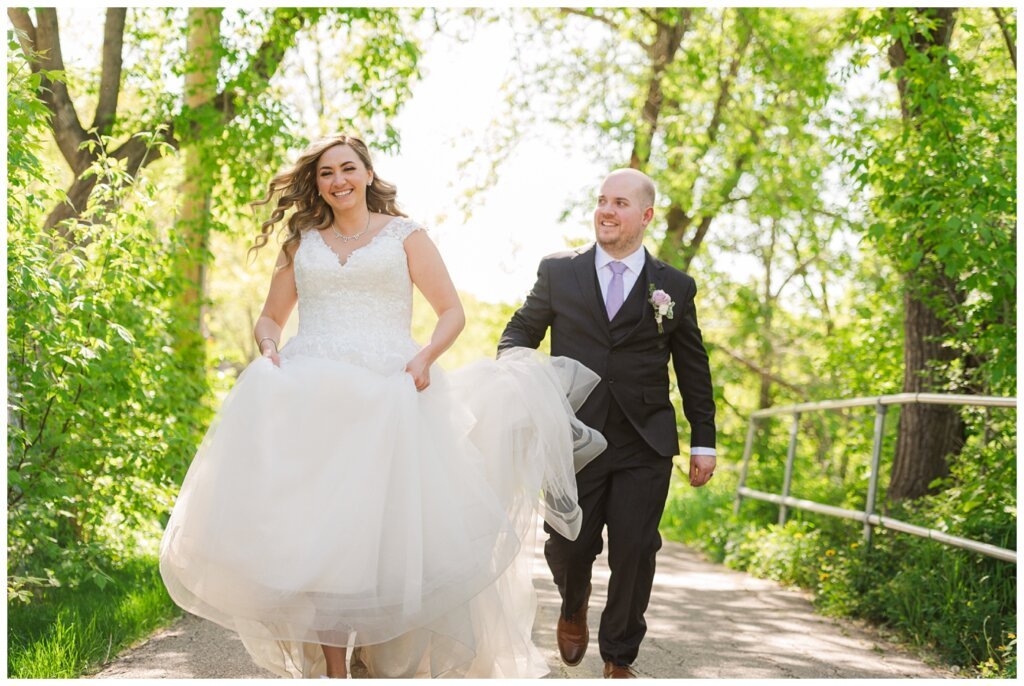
[733,394,1017,564]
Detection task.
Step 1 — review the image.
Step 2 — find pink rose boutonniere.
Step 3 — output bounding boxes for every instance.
[648,285,674,334]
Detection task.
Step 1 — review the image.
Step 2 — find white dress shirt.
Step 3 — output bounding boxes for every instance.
[594,243,646,303]
[593,243,716,459]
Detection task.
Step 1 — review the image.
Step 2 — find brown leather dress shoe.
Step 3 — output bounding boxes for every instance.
[603,661,638,678]
[556,584,591,666]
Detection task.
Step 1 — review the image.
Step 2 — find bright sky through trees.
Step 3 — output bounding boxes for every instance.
[58,7,604,303]
[376,18,604,303]
[55,7,888,304]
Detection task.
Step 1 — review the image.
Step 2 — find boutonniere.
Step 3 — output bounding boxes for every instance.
[648,285,674,334]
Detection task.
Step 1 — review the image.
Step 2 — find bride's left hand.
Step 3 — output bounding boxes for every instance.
[405,352,432,392]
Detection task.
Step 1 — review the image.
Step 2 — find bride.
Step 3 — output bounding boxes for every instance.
[158,134,606,678]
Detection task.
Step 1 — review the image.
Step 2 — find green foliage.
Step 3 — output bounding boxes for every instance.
[662,10,1015,672]
[806,503,1016,679]
[7,33,52,228]
[838,7,1016,396]
[8,556,180,678]
[7,44,209,598]
[662,406,1016,677]
[660,464,745,563]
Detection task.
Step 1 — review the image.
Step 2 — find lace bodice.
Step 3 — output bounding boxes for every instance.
[280,216,424,372]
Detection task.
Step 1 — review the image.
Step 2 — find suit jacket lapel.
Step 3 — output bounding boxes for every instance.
[572,244,613,342]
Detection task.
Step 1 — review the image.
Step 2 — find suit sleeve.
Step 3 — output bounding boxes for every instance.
[670,276,717,450]
[497,258,554,355]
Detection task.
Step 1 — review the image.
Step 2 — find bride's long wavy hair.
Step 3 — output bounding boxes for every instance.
[249,134,406,268]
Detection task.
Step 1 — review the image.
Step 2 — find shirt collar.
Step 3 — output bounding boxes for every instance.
[595,243,647,274]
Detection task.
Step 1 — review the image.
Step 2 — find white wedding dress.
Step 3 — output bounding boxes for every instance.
[159,217,604,678]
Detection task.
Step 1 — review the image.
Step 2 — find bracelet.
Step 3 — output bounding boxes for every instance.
[258,337,278,353]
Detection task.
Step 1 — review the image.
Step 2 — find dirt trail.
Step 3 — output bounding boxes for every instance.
[95,522,952,678]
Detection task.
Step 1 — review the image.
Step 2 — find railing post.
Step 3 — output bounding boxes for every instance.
[734,418,758,515]
[863,402,888,545]
[778,412,800,526]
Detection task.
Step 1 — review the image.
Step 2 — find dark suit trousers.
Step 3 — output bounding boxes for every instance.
[543,413,674,666]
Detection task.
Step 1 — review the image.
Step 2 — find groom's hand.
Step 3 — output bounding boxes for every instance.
[688,454,716,488]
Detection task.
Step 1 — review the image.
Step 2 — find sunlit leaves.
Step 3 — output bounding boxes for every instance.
[8,52,212,599]
[839,7,1016,396]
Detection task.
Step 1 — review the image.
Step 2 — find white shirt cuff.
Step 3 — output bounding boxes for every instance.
[690,447,716,457]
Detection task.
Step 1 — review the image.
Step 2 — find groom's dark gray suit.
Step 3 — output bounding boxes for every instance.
[498,243,715,667]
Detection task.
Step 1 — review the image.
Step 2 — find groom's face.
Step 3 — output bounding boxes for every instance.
[594,175,651,256]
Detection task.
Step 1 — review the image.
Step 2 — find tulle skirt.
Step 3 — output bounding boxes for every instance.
[159,346,601,678]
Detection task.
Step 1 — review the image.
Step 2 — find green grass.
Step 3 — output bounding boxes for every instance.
[7,556,181,678]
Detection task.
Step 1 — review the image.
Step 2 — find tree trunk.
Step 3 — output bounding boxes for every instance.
[991,8,1016,71]
[657,13,753,271]
[886,8,962,502]
[889,284,962,500]
[175,8,222,352]
[658,125,758,272]
[628,9,690,169]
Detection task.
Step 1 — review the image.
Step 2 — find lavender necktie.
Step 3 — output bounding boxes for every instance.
[605,261,628,320]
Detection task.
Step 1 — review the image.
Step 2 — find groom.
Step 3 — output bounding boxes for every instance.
[498,168,716,678]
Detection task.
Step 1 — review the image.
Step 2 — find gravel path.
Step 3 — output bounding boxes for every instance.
[93,520,953,679]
